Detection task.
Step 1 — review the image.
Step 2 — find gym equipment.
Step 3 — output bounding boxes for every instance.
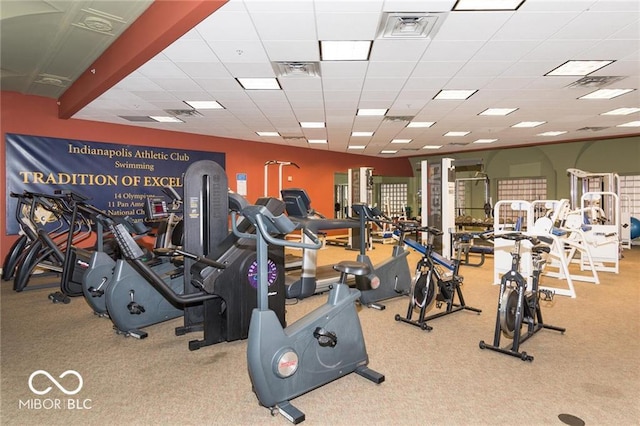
[420,158,455,257]
[479,232,565,362]
[631,216,640,240]
[264,160,299,197]
[232,201,384,424]
[351,203,412,308]
[280,188,359,299]
[347,167,373,251]
[396,229,481,331]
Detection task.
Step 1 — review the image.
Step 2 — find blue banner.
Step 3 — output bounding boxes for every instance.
[5,133,224,235]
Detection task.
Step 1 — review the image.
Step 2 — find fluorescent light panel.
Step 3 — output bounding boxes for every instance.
[348,145,366,150]
[453,0,525,11]
[184,100,224,109]
[423,145,442,149]
[617,121,640,127]
[407,121,435,128]
[380,150,397,154]
[308,139,327,144]
[601,108,640,115]
[256,131,280,136]
[357,108,388,116]
[237,78,280,90]
[512,121,546,128]
[444,131,470,137]
[480,108,517,116]
[352,131,374,137]
[546,60,614,76]
[434,89,477,100]
[320,40,372,61]
[579,89,634,100]
[537,131,567,136]
[391,139,412,144]
[473,139,497,144]
[149,116,183,123]
[300,121,325,128]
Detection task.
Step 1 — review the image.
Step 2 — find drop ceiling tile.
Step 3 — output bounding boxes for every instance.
[552,12,639,40]
[492,12,580,40]
[194,78,244,92]
[153,78,203,92]
[366,61,416,79]
[435,12,512,41]
[243,0,315,13]
[263,40,320,61]
[316,12,381,40]
[412,61,466,78]
[224,62,276,77]
[137,60,187,78]
[163,39,219,62]
[279,78,323,91]
[471,40,542,62]
[320,61,368,79]
[457,61,515,78]
[360,90,401,103]
[196,10,259,41]
[249,12,317,40]
[382,0,454,13]
[420,40,485,61]
[369,39,431,62]
[176,62,232,79]
[322,78,365,91]
[520,1,594,12]
[521,40,598,61]
[209,41,271,63]
[362,77,406,91]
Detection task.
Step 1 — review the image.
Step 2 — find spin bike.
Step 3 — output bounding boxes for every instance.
[351,203,412,309]
[396,227,481,331]
[233,202,384,424]
[479,232,565,362]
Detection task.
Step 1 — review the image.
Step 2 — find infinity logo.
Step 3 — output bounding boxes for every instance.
[28,370,83,395]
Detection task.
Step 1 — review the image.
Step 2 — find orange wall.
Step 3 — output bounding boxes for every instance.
[1,91,413,258]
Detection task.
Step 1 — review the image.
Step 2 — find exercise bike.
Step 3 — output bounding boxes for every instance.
[233,202,384,424]
[396,228,481,331]
[351,203,412,309]
[479,232,565,362]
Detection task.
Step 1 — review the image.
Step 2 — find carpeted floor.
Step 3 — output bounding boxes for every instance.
[1,243,639,426]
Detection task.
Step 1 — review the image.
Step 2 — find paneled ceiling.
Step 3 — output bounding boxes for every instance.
[2,0,639,158]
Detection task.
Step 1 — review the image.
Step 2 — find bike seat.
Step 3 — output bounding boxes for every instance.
[333,260,371,277]
[532,244,551,254]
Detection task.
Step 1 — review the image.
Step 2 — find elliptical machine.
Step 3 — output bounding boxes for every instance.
[233,201,384,424]
[350,203,412,309]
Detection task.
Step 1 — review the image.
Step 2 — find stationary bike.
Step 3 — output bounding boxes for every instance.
[396,228,481,331]
[233,202,384,424]
[351,203,412,309]
[479,232,565,362]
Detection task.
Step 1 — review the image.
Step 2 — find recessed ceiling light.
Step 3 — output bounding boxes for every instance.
[479,108,518,116]
[308,139,327,144]
[357,108,388,116]
[579,89,635,100]
[348,145,366,150]
[444,131,470,137]
[537,131,567,136]
[512,121,546,128]
[453,0,525,11]
[601,107,640,116]
[434,89,477,100]
[352,131,374,137]
[473,139,497,144]
[237,78,281,90]
[617,121,640,127]
[300,121,325,128]
[391,139,412,144]
[320,40,372,61]
[423,145,442,149]
[407,121,435,128]
[546,60,614,77]
[184,100,224,109]
[149,116,183,123]
[381,150,398,154]
[256,131,280,137]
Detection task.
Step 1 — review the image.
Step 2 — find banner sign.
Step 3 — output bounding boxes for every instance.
[5,133,224,235]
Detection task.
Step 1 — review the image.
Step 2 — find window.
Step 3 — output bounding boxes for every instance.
[379,183,408,218]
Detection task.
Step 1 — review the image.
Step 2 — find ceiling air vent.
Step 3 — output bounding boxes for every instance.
[165,109,203,118]
[273,62,320,78]
[577,126,609,132]
[567,76,624,89]
[35,73,70,87]
[119,116,157,122]
[383,116,415,123]
[282,136,307,142]
[378,12,446,39]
